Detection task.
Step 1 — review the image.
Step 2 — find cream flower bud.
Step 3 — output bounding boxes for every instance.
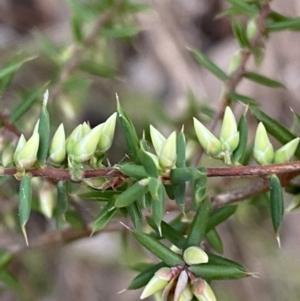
[150,125,166,155]
[39,181,56,218]
[183,246,208,265]
[193,118,222,158]
[246,18,258,41]
[66,124,83,155]
[140,267,172,299]
[50,123,66,164]
[159,131,177,169]
[192,279,217,301]
[72,123,103,162]
[253,122,274,165]
[97,112,117,153]
[273,137,300,164]
[174,270,189,301]
[228,49,243,75]
[219,107,239,153]
[13,133,39,169]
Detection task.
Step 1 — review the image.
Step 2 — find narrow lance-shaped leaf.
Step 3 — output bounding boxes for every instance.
[10,83,48,124]
[205,228,223,254]
[226,0,258,16]
[115,179,149,208]
[207,253,246,271]
[170,167,201,184]
[128,262,166,290]
[185,198,211,249]
[149,178,165,235]
[189,264,251,280]
[132,231,185,267]
[19,174,32,246]
[119,164,147,179]
[244,71,285,88]
[228,92,257,106]
[266,17,300,32]
[232,20,250,48]
[233,113,248,165]
[251,107,300,158]
[269,174,284,247]
[193,167,207,206]
[117,97,140,164]
[139,150,159,178]
[191,49,228,81]
[161,221,187,250]
[127,202,143,231]
[206,205,237,233]
[92,199,117,235]
[37,90,50,166]
[176,128,186,168]
[173,183,186,213]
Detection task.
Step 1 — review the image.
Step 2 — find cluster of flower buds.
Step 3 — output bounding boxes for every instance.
[194,107,239,164]
[12,112,117,170]
[140,246,217,301]
[253,122,299,165]
[146,125,177,170]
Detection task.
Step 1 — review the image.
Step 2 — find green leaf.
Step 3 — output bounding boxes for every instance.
[10,83,48,124]
[160,221,187,250]
[139,150,159,178]
[117,99,140,164]
[0,250,13,268]
[115,179,148,208]
[19,174,32,246]
[206,205,237,233]
[251,107,300,158]
[266,17,300,32]
[269,174,284,246]
[132,231,185,266]
[191,49,228,81]
[0,269,21,290]
[244,71,285,88]
[149,178,165,234]
[189,264,250,280]
[205,228,223,254]
[119,164,147,179]
[228,92,257,106]
[176,130,186,168]
[80,190,121,201]
[127,262,165,290]
[232,20,250,48]
[92,199,117,234]
[173,183,186,213]
[37,93,50,166]
[207,253,246,271]
[127,202,143,231]
[170,167,201,184]
[71,14,84,42]
[192,167,207,206]
[233,113,248,165]
[226,0,258,16]
[185,198,211,249]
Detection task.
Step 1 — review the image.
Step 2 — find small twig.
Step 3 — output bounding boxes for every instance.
[0,112,22,137]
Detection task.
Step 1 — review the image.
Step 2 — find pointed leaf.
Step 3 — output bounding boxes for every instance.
[228,92,257,106]
[266,17,300,32]
[19,174,32,245]
[173,182,186,213]
[115,179,148,208]
[170,167,201,184]
[132,231,185,266]
[128,262,165,290]
[92,199,117,234]
[269,174,284,245]
[117,98,140,164]
[185,198,211,249]
[127,201,143,231]
[176,130,186,168]
[206,205,237,233]
[205,228,223,254]
[232,20,250,48]
[244,71,285,88]
[192,49,228,81]
[161,221,187,250]
[119,164,147,179]
[233,113,248,164]
[139,150,159,178]
[207,253,246,271]
[37,91,50,166]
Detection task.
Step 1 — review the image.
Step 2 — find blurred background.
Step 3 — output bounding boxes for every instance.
[1,0,300,300]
